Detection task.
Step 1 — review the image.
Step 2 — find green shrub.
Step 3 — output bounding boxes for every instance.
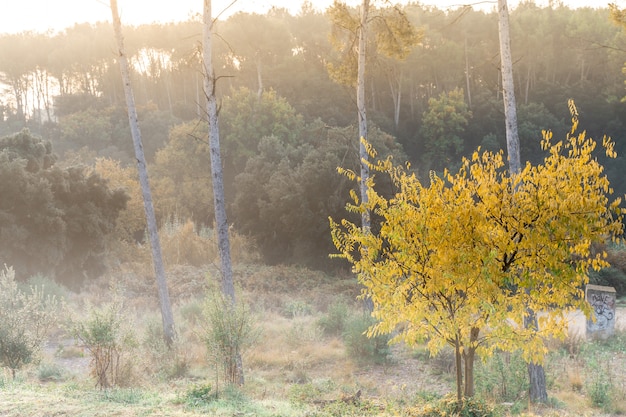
[283,299,313,318]
[475,350,528,402]
[23,274,70,302]
[98,388,144,405]
[412,394,496,417]
[142,318,189,380]
[588,377,612,410]
[318,300,349,336]
[70,297,137,388]
[37,362,66,382]
[200,293,258,386]
[0,265,58,378]
[183,383,216,407]
[342,314,390,365]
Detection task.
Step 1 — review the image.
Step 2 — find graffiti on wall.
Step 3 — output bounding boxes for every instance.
[586,286,616,336]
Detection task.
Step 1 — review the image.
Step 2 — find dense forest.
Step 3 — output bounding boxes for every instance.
[1,2,626,287]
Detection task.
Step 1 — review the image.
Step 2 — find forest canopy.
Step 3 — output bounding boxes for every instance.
[0,2,625,279]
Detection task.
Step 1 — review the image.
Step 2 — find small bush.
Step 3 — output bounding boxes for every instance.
[342,314,390,365]
[37,362,66,382]
[588,377,613,410]
[411,394,496,417]
[475,350,528,402]
[285,320,323,347]
[70,296,137,389]
[318,300,349,336]
[0,265,58,378]
[283,300,313,318]
[22,274,70,302]
[142,319,189,380]
[183,383,216,407]
[200,293,258,386]
[99,388,144,405]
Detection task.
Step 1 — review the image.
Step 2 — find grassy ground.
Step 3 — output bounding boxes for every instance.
[3,263,626,417]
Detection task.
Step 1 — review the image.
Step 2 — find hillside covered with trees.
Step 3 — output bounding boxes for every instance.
[1,2,626,287]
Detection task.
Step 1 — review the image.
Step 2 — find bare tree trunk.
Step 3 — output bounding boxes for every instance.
[498,0,547,403]
[464,36,472,109]
[454,338,463,404]
[358,0,370,231]
[497,0,521,176]
[203,0,243,385]
[110,0,175,346]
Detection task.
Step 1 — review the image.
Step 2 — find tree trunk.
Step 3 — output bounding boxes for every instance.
[498,0,547,402]
[110,0,176,346]
[525,311,549,403]
[203,0,243,386]
[358,0,370,231]
[454,338,463,404]
[463,327,480,398]
[497,0,521,176]
[464,35,472,109]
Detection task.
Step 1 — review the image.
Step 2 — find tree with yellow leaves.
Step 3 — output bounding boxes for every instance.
[330,106,623,403]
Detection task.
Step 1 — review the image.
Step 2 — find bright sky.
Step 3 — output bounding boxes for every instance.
[0,0,616,35]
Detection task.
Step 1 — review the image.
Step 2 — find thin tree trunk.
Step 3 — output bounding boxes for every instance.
[110,0,176,346]
[203,0,243,385]
[358,0,370,231]
[498,0,520,176]
[454,338,463,404]
[463,327,480,398]
[498,0,547,402]
[464,36,472,109]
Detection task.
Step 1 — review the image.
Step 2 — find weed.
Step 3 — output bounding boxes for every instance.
[283,300,313,318]
[70,295,137,389]
[182,383,216,407]
[200,292,259,386]
[37,362,66,382]
[475,350,528,402]
[343,314,391,365]
[99,387,144,404]
[0,265,58,378]
[409,394,496,417]
[317,300,349,336]
[142,318,189,380]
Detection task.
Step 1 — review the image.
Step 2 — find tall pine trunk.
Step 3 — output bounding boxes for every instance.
[203,0,243,385]
[497,0,547,403]
[110,0,175,346]
[358,0,370,231]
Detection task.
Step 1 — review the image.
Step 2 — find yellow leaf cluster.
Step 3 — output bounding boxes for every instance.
[330,126,623,365]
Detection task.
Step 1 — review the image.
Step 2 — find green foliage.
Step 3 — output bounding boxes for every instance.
[37,362,66,382]
[0,265,58,378]
[233,120,406,267]
[419,88,472,172]
[70,297,137,389]
[183,383,216,407]
[411,394,496,417]
[200,293,258,386]
[22,274,70,302]
[283,300,313,318]
[318,300,350,336]
[98,388,145,405]
[141,318,189,380]
[342,314,391,365]
[0,130,127,287]
[151,120,213,227]
[288,378,337,404]
[475,351,528,402]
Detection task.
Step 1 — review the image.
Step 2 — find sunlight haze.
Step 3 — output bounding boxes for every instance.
[0,0,611,34]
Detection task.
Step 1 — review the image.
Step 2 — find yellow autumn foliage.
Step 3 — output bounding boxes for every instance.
[330,119,623,373]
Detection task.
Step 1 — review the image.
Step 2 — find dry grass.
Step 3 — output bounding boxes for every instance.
[4,254,626,416]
